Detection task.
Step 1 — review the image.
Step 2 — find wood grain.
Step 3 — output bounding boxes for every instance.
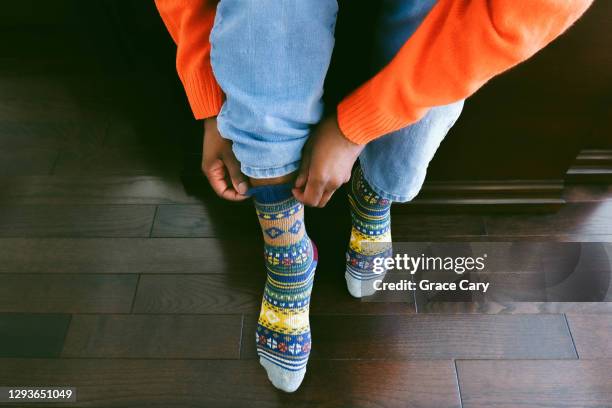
[565,314,612,358]
[151,203,259,238]
[0,148,58,176]
[0,358,461,408]
[62,314,242,358]
[0,98,104,121]
[0,238,260,274]
[0,205,156,237]
[133,274,262,314]
[152,202,487,239]
[0,121,106,150]
[133,272,417,315]
[564,185,612,202]
[0,176,200,204]
[419,301,612,315]
[0,313,70,357]
[241,314,577,360]
[485,202,612,237]
[0,274,137,313]
[457,360,612,408]
[53,147,183,176]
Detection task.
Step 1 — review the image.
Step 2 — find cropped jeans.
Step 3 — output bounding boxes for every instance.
[210,0,464,202]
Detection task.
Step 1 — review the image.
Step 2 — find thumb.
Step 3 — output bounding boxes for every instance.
[295,150,311,189]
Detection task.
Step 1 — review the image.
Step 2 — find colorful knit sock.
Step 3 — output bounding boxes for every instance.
[345,164,392,298]
[250,184,316,393]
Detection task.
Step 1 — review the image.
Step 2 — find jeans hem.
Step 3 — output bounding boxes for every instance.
[241,162,300,179]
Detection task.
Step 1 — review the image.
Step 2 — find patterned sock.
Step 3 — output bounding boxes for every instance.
[345,164,392,298]
[250,184,316,393]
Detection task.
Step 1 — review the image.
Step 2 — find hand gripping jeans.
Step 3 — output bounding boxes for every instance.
[210,0,464,202]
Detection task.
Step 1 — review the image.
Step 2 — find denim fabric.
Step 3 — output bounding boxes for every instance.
[360,101,463,202]
[210,0,338,178]
[360,0,464,202]
[210,0,463,201]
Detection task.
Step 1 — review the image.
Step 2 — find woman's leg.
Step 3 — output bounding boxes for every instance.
[211,0,338,180]
[345,0,464,297]
[360,0,464,203]
[209,0,338,392]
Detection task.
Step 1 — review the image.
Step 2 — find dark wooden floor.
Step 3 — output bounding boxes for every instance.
[1,56,612,407]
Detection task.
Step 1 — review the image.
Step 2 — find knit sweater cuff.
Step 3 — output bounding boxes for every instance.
[179,66,224,120]
[337,83,426,145]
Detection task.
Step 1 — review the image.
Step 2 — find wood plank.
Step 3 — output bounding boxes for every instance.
[0,98,104,121]
[0,205,156,237]
[133,272,416,315]
[0,75,115,102]
[485,202,612,237]
[0,313,70,357]
[392,212,486,238]
[103,108,179,148]
[0,274,137,313]
[0,358,461,408]
[566,314,612,358]
[564,185,612,202]
[419,301,612,314]
[62,314,242,359]
[241,314,577,360]
[151,202,486,239]
[0,148,58,176]
[53,147,183,176]
[0,176,200,204]
[416,271,612,307]
[457,360,612,408]
[132,274,261,314]
[0,238,259,274]
[414,234,612,242]
[406,180,565,213]
[151,203,259,238]
[0,121,106,150]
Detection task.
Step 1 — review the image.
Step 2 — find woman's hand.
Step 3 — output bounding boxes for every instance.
[293,115,364,207]
[202,117,250,201]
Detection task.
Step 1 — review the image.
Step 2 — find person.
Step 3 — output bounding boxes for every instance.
[155,0,592,392]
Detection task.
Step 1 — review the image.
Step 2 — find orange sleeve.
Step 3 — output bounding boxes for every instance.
[337,0,594,144]
[155,0,224,119]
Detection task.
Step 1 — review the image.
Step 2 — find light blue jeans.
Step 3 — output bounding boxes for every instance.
[210,0,464,202]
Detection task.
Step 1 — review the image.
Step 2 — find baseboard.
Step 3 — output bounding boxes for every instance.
[566,149,612,183]
[399,180,566,213]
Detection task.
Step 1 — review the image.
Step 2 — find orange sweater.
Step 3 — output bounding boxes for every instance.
[155,0,592,144]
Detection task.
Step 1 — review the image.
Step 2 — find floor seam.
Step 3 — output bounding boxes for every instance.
[129,274,142,314]
[563,313,580,359]
[453,359,465,408]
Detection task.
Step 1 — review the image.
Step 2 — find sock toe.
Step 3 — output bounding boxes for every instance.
[345,272,379,298]
[259,357,306,393]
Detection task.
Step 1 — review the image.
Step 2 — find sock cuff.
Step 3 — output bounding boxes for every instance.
[350,165,392,208]
[248,183,294,204]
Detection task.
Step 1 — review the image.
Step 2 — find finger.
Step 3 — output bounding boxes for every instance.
[205,159,248,202]
[220,187,250,201]
[301,178,326,207]
[317,189,335,208]
[205,159,231,197]
[292,187,305,202]
[223,152,249,195]
[295,151,311,189]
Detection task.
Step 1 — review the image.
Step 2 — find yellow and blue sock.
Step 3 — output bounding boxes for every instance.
[250,184,317,392]
[345,164,392,297]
